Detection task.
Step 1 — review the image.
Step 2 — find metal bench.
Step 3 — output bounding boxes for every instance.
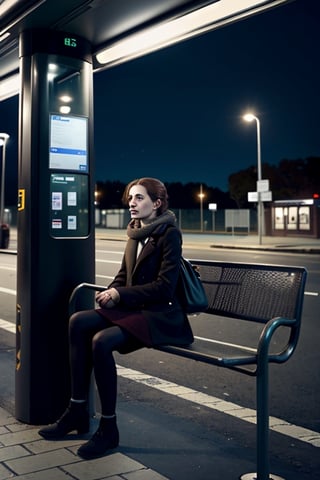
[69,260,307,480]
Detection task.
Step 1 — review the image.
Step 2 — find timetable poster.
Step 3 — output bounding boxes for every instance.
[50,173,89,237]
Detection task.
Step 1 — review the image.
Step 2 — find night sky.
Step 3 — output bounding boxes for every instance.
[1,0,319,200]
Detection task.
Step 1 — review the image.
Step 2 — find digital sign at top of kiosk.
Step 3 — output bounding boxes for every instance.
[49,114,88,172]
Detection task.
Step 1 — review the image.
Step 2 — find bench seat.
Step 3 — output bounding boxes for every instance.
[69,259,307,480]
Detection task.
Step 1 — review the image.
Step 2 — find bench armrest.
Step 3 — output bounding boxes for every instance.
[69,282,106,316]
[258,316,300,365]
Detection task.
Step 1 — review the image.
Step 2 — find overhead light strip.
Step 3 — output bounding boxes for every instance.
[0,0,47,37]
[0,32,11,43]
[0,0,19,17]
[96,0,289,67]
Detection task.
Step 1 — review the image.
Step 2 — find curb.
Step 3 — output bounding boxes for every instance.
[211,245,320,254]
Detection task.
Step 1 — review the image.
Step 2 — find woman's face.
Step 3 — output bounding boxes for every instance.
[128,185,160,225]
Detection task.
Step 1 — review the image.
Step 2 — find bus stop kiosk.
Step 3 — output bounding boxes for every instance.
[16,29,95,424]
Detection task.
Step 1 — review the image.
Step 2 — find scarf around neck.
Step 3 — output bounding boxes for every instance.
[124,210,177,285]
[126,210,177,241]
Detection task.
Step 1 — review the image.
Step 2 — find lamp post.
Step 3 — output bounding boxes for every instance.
[0,133,9,248]
[0,133,9,223]
[198,184,205,232]
[243,114,262,245]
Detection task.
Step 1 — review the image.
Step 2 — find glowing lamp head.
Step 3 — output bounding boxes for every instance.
[243,113,255,122]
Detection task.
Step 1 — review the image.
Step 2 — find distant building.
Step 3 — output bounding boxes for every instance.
[267,198,320,238]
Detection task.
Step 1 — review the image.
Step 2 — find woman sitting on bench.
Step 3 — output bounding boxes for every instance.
[38,177,193,459]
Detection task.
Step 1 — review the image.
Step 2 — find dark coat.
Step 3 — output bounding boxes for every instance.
[108,224,194,347]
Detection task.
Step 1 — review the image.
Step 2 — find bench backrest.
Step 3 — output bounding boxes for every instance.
[191,260,307,324]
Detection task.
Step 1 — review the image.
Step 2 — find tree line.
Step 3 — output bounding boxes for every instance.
[95,180,236,210]
[95,156,320,210]
[228,156,320,208]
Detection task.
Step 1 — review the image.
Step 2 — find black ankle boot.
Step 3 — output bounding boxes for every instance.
[77,416,119,459]
[38,402,89,439]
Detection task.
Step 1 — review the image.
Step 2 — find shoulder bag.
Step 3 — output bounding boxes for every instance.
[178,257,208,314]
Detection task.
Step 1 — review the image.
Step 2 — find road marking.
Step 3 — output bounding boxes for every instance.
[117,365,320,448]
[0,287,16,296]
[96,259,122,264]
[96,274,114,280]
[0,265,16,271]
[0,318,16,333]
[0,317,319,447]
[194,335,257,353]
[96,250,123,255]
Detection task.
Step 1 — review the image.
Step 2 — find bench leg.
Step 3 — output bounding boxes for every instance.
[240,362,285,480]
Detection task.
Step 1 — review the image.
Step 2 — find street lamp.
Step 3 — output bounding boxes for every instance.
[198,184,205,232]
[0,133,10,246]
[243,113,263,245]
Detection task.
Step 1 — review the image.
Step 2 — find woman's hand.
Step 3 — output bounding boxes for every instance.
[96,288,120,309]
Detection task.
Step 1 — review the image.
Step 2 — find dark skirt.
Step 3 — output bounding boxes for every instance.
[96,307,153,349]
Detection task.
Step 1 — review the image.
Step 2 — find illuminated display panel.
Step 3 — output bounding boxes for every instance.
[49,114,88,172]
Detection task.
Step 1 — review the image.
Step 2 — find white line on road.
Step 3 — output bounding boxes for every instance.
[0,318,16,333]
[96,259,122,264]
[117,365,320,448]
[96,275,114,280]
[0,287,16,296]
[194,335,257,353]
[96,250,123,255]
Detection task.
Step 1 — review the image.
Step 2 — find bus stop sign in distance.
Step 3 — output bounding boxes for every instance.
[257,179,269,192]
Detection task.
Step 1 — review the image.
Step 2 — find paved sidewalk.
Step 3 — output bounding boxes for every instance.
[0,407,169,480]
[0,391,318,480]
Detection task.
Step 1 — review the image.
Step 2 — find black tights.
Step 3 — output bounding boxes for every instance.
[69,310,136,416]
